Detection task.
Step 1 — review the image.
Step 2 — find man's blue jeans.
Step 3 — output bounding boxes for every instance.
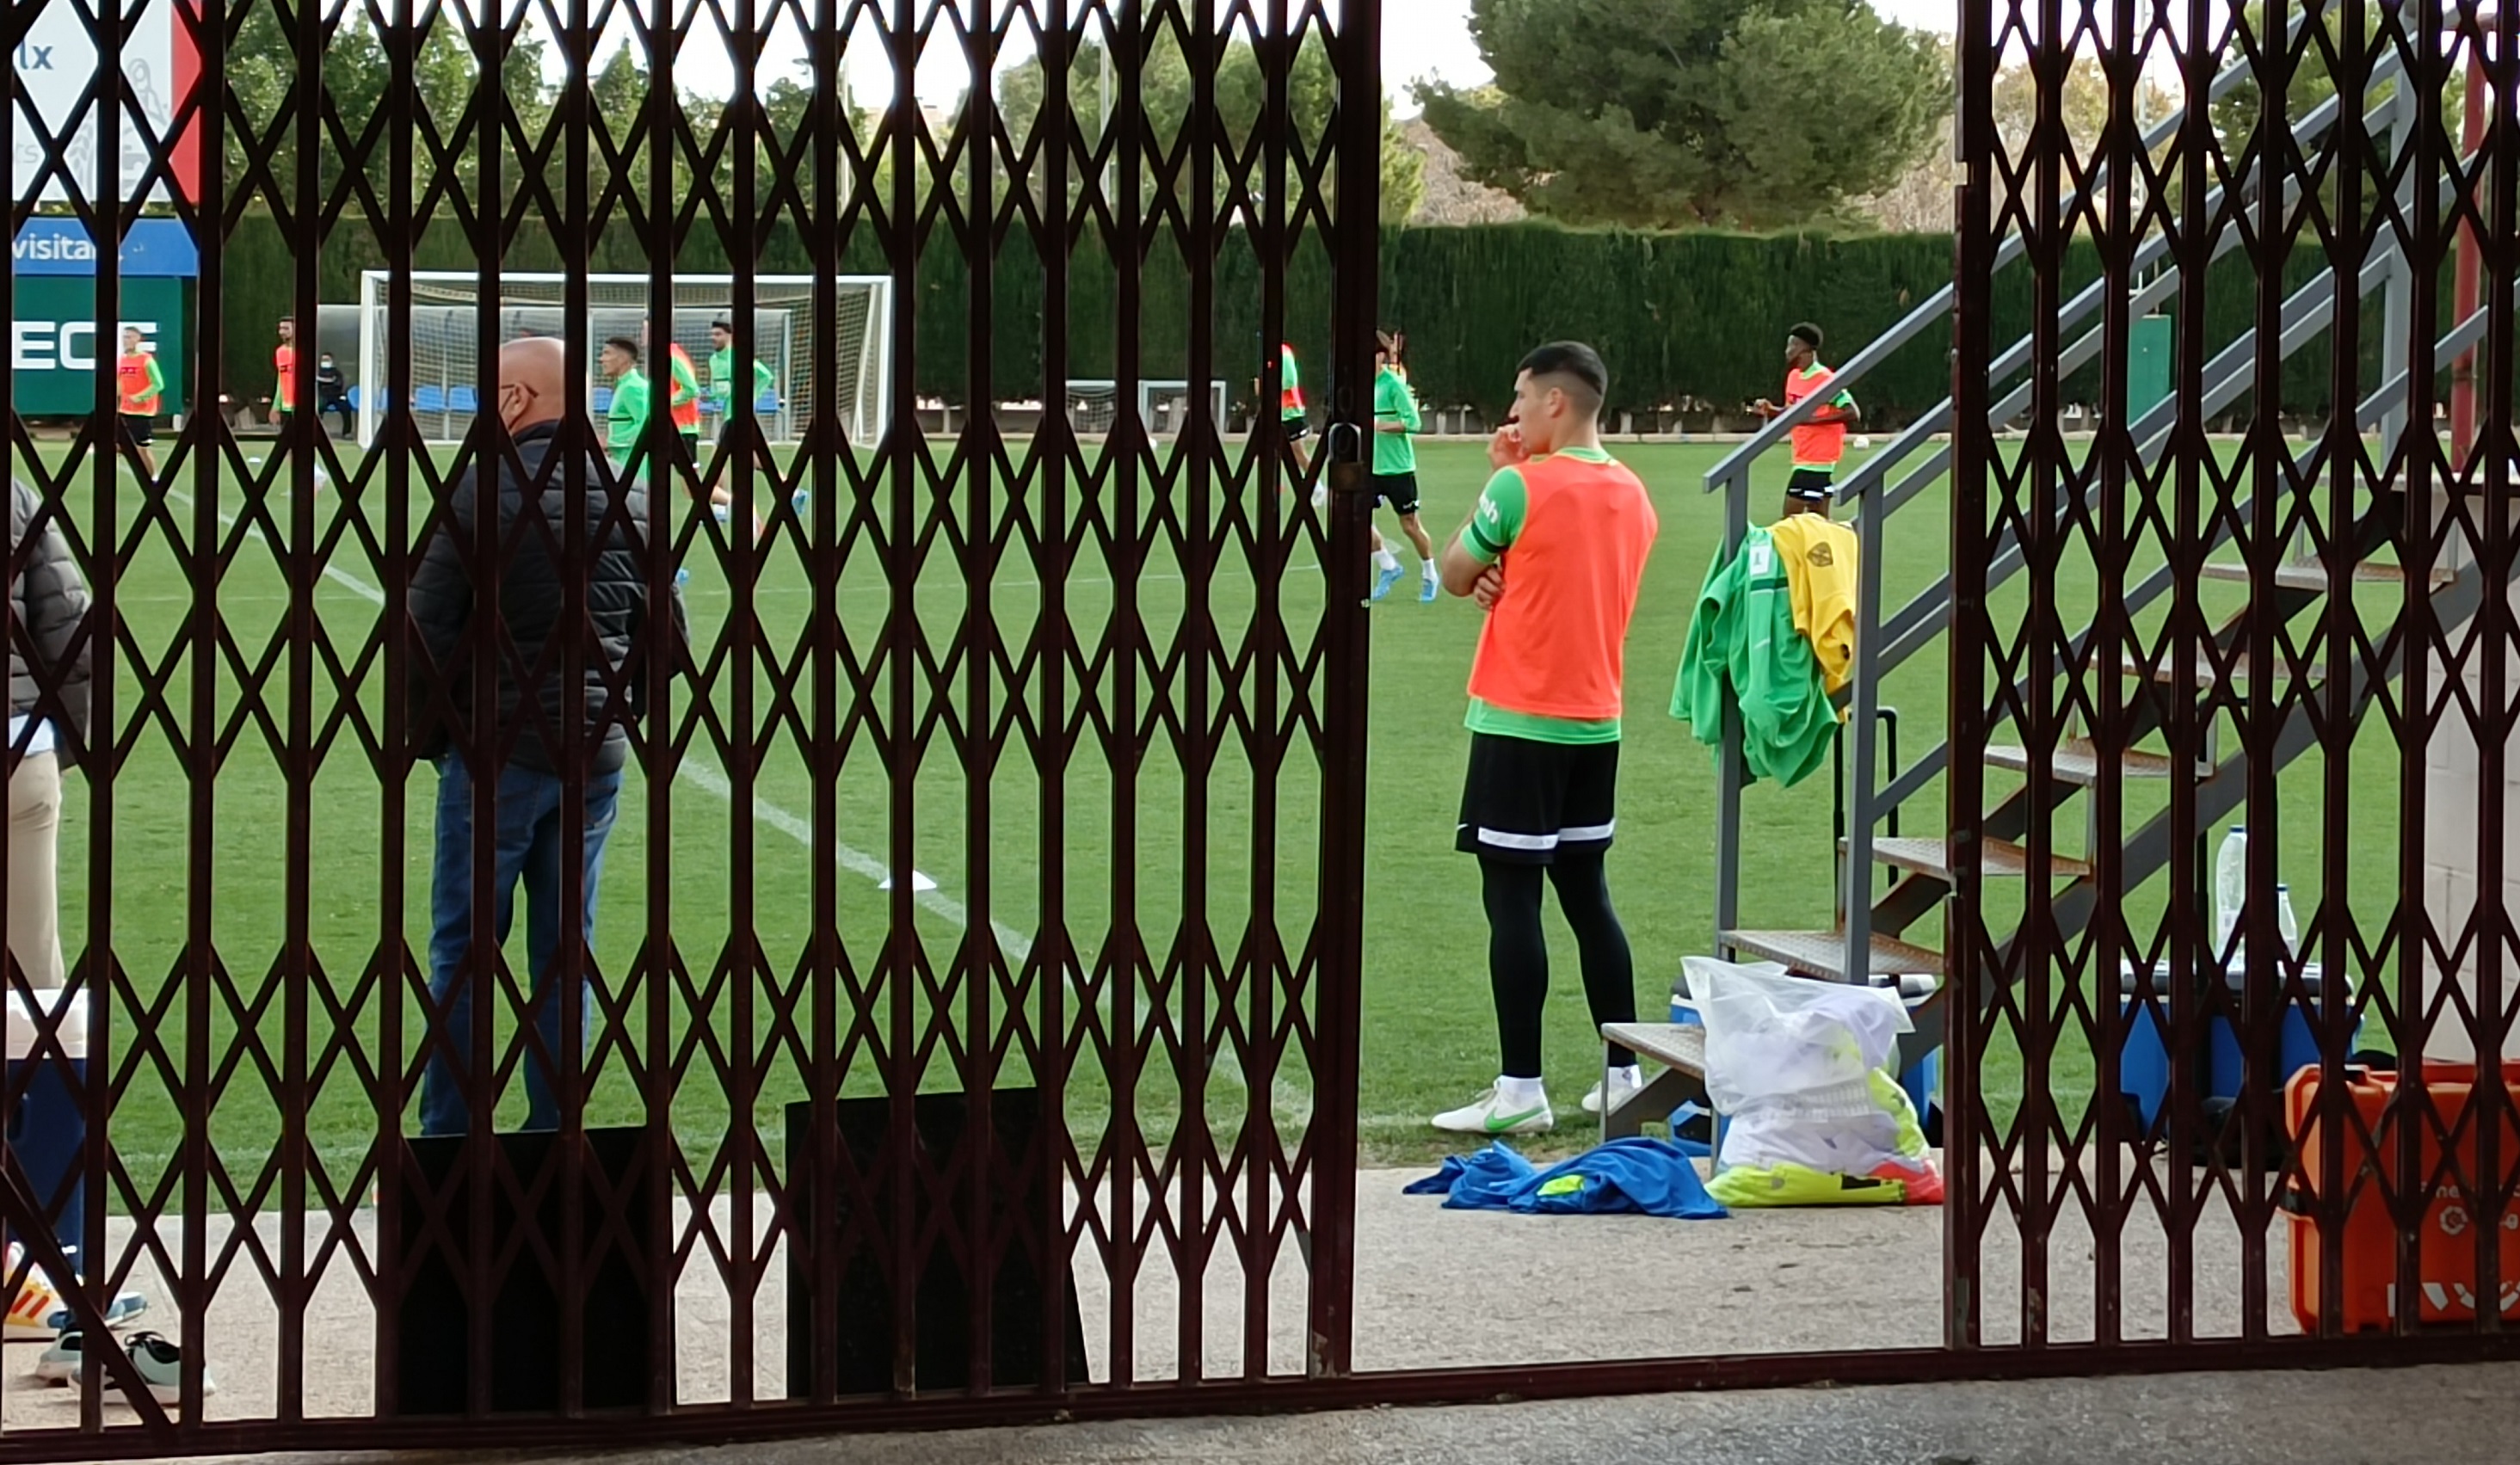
[419,755,624,1136]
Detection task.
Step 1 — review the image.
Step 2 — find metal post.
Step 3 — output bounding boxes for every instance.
[1711,469,1749,951]
[2455,34,2490,468]
[2383,83,2417,462]
[1843,484,1888,984]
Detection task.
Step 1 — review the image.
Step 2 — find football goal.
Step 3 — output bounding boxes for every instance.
[354,272,892,450]
[1063,379,1231,439]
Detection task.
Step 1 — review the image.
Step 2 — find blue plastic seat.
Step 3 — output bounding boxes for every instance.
[593,387,613,413]
[413,386,447,414]
[448,385,479,414]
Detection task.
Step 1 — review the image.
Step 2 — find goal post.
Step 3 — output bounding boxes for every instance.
[353,272,893,450]
[1063,379,1231,439]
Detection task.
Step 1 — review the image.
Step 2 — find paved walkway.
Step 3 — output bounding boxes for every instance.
[108,1363,2516,1465]
[8,1156,2465,1461]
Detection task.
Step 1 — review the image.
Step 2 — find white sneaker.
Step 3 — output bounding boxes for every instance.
[1582,1066,1648,1115]
[1432,1086,1554,1136]
[35,1329,85,1385]
[125,1331,213,1406]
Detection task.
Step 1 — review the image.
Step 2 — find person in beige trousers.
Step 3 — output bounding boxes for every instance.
[9,477,93,993]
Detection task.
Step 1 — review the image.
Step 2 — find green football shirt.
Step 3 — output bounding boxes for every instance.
[607,369,651,454]
[1371,366,1421,475]
[708,347,778,414]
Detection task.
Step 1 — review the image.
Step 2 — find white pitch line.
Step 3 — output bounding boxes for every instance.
[160,484,1030,959]
[145,488,1304,1083]
[671,750,1032,960]
[159,486,403,610]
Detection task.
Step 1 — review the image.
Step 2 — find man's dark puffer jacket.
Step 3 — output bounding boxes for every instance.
[9,478,94,766]
[405,422,686,773]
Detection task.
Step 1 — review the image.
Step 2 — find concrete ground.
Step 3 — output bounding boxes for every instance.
[87,1364,2520,1465]
[0,1153,2423,1451]
[521,1363,2520,1464]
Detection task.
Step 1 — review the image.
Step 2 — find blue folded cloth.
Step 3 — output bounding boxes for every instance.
[1406,1137,1726,1220]
[1402,1141,1537,1208]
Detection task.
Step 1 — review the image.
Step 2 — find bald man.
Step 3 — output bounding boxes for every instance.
[407,335,689,1137]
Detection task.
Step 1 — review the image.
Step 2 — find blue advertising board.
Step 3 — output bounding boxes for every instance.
[10,218,198,278]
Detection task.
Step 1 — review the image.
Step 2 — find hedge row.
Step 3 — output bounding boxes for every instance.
[216,212,2436,429]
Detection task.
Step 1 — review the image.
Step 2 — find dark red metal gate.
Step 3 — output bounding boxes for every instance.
[0,0,1384,1452]
[1948,0,2520,1371]
[15,0,2520,1454]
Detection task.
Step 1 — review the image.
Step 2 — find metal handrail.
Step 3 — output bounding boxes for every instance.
[1844,288,2502,982]
[1705,50,2405,953]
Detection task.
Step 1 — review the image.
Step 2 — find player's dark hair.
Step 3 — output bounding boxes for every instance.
[604,335,640,364]
[711,317,733,333]
[1518,341,1607,409]
[1790,322,1824,351]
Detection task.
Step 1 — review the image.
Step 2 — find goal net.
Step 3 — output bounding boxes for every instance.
[1064,379,1230,440]
[354,272,891,450]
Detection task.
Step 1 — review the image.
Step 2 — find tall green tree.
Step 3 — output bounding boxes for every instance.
[2208,1,2454,167]
[225,1,551,206]
[1416,0,1944,231]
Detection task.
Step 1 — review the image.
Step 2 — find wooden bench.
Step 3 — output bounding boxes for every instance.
[1598,1022,1709,1142]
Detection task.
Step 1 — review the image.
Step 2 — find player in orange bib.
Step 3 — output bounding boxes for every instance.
[1259,342,1314,481]
[274,317,299,431]
[1430,341,1660,1136]
[1752,321,1861,519]
[114,326,165,477]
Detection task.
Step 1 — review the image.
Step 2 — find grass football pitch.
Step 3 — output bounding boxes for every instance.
[22,434,2413,1191]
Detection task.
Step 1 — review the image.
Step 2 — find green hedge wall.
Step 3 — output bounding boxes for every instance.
[218,212,2430,429]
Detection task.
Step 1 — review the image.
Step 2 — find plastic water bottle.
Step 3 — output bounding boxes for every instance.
[2276,883,2300,957]
[2214,825,2248,959]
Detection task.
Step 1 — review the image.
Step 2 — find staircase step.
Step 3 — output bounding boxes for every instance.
[1722,928,1946,980]
[1846,836,2092,881]
[2123,646,2321,686]
[2197,560,2455,591]
[1986,738,2177,785]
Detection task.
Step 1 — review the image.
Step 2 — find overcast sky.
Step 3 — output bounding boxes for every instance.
[625,0,1964,114]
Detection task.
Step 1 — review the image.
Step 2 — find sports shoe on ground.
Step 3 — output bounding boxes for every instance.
[35,1329,83,1384]
[1432,1086,1554,1136]
[791,488,810,518]
[45,1287,148,1335]
[1418,573,1439,603]
[1581,1066,1648,1115]
[3,1246,65,1338]
[712,501,732,525]
[674,568,692,590]
[1371,561,1405,601]
[124,1331,212,1406]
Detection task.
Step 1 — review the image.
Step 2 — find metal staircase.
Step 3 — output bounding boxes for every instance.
[1698,46,2504,1050]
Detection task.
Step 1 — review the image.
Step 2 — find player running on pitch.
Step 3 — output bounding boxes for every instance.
[704,317,799,521]
[1752,322,1862,520]
[1367,329,1439,603]
[114,326,165,477]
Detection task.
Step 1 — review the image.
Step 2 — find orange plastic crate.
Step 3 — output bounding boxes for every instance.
[2284,1062,2520,1333]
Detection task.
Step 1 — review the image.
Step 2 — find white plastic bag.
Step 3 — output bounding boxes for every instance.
[1686,955,1914,1174]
